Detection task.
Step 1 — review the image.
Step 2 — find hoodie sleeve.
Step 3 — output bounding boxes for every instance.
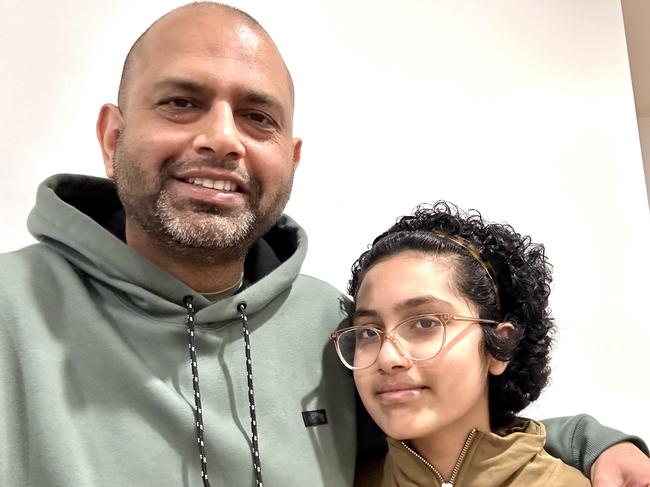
[542,414,649,476]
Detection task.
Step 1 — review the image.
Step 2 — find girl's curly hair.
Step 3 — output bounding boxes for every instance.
[348,201,554,429]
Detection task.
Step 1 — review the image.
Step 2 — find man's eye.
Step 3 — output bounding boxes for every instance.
[242,111,276,128]
[162,98,196,109]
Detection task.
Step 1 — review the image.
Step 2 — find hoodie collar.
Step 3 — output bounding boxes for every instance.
[27,174,307,323]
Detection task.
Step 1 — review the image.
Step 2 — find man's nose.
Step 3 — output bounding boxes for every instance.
[376,336,410,372]
[193,103,246,162]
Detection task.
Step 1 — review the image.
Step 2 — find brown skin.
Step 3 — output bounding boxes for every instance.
[96,6,301,293]
[353,252,513,478]
[591,442,650,487]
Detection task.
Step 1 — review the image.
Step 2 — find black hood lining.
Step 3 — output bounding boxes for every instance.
[56,176,298,287]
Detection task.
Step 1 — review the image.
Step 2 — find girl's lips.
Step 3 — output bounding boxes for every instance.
[376,386,428,403]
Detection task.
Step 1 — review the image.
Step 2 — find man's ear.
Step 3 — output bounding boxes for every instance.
[96,103,124,179]
[291,137,302,171]
[488,322,517,376]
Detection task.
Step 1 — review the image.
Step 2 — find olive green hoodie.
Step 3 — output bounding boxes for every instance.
[0,174,356,486]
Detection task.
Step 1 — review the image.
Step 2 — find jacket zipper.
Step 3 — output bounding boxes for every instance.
[400,429,477,486]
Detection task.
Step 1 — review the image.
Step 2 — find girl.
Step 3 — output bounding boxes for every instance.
[332,202,590,486]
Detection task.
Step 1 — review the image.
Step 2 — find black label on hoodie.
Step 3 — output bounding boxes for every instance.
[302,409,328,427]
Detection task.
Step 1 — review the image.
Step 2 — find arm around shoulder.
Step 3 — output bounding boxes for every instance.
[542,414,649,477]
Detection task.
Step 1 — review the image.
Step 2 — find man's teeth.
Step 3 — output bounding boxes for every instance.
[186,178,238,191]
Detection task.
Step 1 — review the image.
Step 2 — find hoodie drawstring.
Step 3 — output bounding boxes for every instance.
[184,296,211,487]
[183,296,264,487]
[238,301,264,487]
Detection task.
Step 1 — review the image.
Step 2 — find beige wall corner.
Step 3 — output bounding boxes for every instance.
[639,117,650,207]
[621,0,650,209]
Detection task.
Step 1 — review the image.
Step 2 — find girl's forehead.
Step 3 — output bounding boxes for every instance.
[363,251,455,282]
[356,252,458,304]
[354,250,480,317]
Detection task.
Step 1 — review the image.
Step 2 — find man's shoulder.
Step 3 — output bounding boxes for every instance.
[294,273,351,304]
[0,244,72,332]
[0,243,73,289]
[295,273,348,295]
[285,273,352,322]
[1,243,59,267]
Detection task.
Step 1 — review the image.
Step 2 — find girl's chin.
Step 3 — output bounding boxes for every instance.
[376,411,446,441]
[379,420,432,441]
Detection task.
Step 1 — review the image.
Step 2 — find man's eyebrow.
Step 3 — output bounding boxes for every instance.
[239,89,287,119]
[152,77,212,95]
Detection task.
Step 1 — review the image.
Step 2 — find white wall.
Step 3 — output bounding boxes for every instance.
[2,0,649,444]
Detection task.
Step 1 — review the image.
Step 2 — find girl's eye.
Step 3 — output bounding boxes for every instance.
[411,317,442,330]
[418,318,434,328]
[356,328,378,341]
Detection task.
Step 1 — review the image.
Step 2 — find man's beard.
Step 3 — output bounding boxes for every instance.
[153,188,256,249]
[111,140,292,253]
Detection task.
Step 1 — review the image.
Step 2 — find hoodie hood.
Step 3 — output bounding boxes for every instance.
[26,174,307,324]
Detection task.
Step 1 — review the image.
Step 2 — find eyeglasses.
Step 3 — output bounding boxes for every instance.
[330,313,499,370]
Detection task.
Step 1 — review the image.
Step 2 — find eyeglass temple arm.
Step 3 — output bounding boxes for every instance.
[450,316,501,326]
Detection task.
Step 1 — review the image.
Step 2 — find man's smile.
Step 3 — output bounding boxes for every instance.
[186,177,238,192]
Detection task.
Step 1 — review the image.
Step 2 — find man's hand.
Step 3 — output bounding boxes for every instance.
[591,441,650,487]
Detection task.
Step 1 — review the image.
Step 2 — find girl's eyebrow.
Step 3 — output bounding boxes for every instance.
[394,295,454,312]
[353,295,454,319]
[352,308,379,320]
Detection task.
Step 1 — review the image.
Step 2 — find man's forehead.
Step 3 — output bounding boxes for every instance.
[137,11,268,67]
[130,9,292,99]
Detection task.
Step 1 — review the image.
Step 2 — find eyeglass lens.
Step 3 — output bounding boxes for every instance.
[337,315,445,369]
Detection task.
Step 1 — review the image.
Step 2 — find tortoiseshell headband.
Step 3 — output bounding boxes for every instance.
[432,231,500,305]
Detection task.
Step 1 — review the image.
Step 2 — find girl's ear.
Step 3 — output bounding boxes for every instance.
[488,322,517,376]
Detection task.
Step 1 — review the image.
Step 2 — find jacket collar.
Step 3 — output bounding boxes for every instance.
[383,419,547,487]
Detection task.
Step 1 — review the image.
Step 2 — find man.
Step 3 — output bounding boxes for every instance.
[0,3,648,486]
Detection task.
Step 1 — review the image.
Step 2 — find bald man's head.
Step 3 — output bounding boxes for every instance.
[117,2,294,111]
[96,1,302,260]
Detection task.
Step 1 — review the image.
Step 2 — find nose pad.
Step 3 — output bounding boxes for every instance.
[193,104,246,161]
[376,335,410,371]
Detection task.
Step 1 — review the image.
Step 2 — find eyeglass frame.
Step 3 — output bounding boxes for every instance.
[330,313,501,370]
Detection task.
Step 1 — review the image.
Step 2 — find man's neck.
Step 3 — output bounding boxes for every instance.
[125,223,247,294]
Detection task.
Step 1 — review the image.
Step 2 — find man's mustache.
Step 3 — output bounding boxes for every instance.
[162,157,250,182]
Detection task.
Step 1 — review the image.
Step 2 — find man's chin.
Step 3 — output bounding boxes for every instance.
[158,212,256,250]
